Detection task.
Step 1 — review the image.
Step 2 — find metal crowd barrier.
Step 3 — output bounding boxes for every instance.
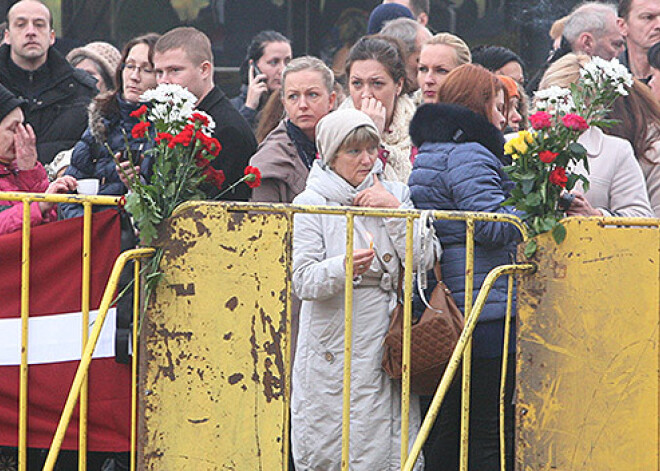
[2,194,537,471]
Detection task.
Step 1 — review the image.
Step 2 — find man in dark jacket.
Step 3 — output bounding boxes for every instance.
[152,27,258,201]
[0,0,97,166]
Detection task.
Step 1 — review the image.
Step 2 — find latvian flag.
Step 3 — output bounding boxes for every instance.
[0,209,131,452]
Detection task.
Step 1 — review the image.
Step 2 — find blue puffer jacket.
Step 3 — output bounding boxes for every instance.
[408,103,523,358]
[61,95,152,219]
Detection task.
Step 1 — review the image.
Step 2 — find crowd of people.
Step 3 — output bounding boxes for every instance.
[2,0,660,469]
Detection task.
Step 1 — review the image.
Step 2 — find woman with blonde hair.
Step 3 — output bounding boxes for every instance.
[537,53,653,218]
[417,32,471,104]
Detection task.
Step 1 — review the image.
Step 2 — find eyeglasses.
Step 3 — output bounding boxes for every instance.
[122,63,155,75]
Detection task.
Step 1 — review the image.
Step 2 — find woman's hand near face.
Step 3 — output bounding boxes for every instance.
[565,191,603,217]
[347,248,375,277]
[14,123,38,171]
[245,62,269,110]
[360,97,386,135]
[354,174,400,208]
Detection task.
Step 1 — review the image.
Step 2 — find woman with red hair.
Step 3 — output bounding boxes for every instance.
[408,63,523,471]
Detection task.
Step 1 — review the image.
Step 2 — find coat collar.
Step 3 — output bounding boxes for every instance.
[577,126,603,158]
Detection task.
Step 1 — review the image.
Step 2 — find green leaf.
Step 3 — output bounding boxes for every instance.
[566,173,580,191]
[525,192,542,207]
[552,223,567,244]
[521,178,536,194]
[523,239,538,258]
[568,142,586,155]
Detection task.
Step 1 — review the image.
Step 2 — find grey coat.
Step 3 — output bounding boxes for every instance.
[291,160,435,470]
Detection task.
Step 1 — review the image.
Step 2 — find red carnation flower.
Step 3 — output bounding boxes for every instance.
[529,111,552,130]
[131,121,150,138]
[203,166,225,189]
[549,167,568,187]
[129,104,148,119]
[561,113,589,131]
[539,150,559,163]
[155,132,174,145]
[195,152,210,168]
[189,112,210,127]
[168,125,194,148]
[244,166,261,189]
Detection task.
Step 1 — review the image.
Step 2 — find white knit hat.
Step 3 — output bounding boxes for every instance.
[315,109,380,165]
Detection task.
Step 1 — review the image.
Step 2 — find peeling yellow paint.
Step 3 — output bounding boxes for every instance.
[517,218,660,471]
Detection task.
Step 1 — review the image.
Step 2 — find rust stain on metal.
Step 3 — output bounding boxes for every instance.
[225,296,239,311]
[223,332,233,340]
[187,417,209,424]
[227,212,245,231]
[219,244,237,253]
[228,373,244,385]
[169,283,195,296]
[195,220,211,238]
[153,325,194,382]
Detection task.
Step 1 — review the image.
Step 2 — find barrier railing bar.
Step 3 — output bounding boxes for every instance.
[79,202,93,470]
[130,257,141,471]
[18,200,31,471]
[43,248,156,471]
[341,213,355,471]
[400,216,415,466]
[500,274,515,471]
[283,211,294,471]
[402,263,535,471]
[0,192,120,205]
[459,218,476,471]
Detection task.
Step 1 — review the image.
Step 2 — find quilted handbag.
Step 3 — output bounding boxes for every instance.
[382,261,464,395]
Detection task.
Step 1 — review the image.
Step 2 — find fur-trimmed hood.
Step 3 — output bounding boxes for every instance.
[409,103,509,165]
[88,94,145,145]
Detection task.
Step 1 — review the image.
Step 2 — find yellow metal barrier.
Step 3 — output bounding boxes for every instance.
[137,201,532,470]
[0,191,121,471]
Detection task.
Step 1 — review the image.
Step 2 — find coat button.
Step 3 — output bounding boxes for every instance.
[324,352,335,363]
[383,253,392,263]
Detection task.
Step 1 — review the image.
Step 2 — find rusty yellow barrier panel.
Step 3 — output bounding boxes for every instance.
[517,217,660,471]
[139,203,290,470]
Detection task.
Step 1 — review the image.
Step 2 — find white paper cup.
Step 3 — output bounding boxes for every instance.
[77,178,100,195]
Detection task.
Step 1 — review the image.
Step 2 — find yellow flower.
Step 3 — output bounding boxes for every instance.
[512,136,528,154]
[519,130,535,144]
[512,153,520,160]
[504,140,515,155]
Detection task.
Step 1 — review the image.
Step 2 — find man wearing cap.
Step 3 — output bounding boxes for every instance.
[0,83,76,235]
[0,0,96,166]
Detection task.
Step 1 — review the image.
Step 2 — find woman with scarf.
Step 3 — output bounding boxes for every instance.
[291,108,436,470]
[249,56,336,203]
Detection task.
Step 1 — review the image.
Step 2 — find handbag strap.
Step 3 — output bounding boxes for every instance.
[416,210,445,313]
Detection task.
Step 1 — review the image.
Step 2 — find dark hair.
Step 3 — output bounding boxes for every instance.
[255,90,284,143]
[618,0,632,19]
[471,45,525,75]
[409,0,430,17]
[649,42,660,69]
[95,33,160,116]
[239,30,291,84]
[345,34,412,94]
[438,63,505,124]
[607,79,660,162]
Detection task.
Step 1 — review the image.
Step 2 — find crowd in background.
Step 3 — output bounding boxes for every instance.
[1,0,660,470]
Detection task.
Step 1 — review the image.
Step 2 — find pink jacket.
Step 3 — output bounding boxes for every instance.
[0,161,56,236]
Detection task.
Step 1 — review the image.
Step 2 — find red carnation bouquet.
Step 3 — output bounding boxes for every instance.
[502,57,633,255]
[116,84,260,246]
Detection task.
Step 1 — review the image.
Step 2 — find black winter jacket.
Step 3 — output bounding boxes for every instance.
[0,44,97,165]
[198,86,258,201]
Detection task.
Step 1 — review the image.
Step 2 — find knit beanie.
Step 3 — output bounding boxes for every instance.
[66,42,122,88]
[497,75,520,100]
[316,109,380,165]
[367,4,414,35]
[0,83,25,124]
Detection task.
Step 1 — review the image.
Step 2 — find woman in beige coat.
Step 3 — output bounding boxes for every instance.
[538,54,654,218]
[249,56,336,203]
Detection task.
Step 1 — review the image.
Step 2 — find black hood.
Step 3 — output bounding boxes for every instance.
[409,103,509,165]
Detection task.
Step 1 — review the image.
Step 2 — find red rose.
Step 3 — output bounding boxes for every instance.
[244,166,261,189]
[131,121,150,138]
[203,166,225,189]
[549,167,568,187]
[530,111,552,130]
[189,112,210,127]
[155,132,174,145]
[539,150,559,163]
[561,114,589,131]
[129,104,148,119]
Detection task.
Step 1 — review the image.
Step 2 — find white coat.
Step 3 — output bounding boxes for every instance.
[291,160,436,471]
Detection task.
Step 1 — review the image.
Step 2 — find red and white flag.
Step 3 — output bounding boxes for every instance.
[0,209,131,452]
